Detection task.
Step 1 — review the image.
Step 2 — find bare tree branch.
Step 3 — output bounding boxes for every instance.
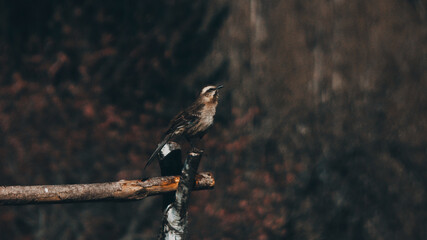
[0,172,214,206]
[159,150,203,239]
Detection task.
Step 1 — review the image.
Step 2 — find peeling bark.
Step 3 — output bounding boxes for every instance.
[159,150,203,240]
[0,173,214,205]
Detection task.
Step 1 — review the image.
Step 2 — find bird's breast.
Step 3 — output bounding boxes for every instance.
[188,103,217,136]
[198,105,216,128]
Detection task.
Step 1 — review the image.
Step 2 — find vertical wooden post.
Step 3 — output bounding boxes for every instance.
[158,149,203,239]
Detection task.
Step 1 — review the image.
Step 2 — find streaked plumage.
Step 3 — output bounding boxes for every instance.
[144,85,223,169]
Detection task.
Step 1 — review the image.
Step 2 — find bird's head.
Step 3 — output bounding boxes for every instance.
[199,85,223,104]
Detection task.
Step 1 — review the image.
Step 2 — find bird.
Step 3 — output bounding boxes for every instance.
[144,85,223,169]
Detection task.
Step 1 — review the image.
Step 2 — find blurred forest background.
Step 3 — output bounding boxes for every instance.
[0,0,426,239]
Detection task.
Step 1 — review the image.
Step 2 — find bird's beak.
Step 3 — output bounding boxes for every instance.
[216,85,224,90]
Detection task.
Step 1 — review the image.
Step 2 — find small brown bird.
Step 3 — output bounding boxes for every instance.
[144,85,223,169]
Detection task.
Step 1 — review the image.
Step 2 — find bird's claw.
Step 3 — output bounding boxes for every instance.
[190,147,203,154]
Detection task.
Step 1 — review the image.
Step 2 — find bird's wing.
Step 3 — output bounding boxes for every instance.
[144,103,203,170]
[165,103,203,136]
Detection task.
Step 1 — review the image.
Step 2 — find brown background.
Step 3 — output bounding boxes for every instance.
[0,1,426,239]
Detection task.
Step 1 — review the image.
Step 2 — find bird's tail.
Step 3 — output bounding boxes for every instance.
[144,134,173,170]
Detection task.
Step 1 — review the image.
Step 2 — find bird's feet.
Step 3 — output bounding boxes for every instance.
[190,147,204,154]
